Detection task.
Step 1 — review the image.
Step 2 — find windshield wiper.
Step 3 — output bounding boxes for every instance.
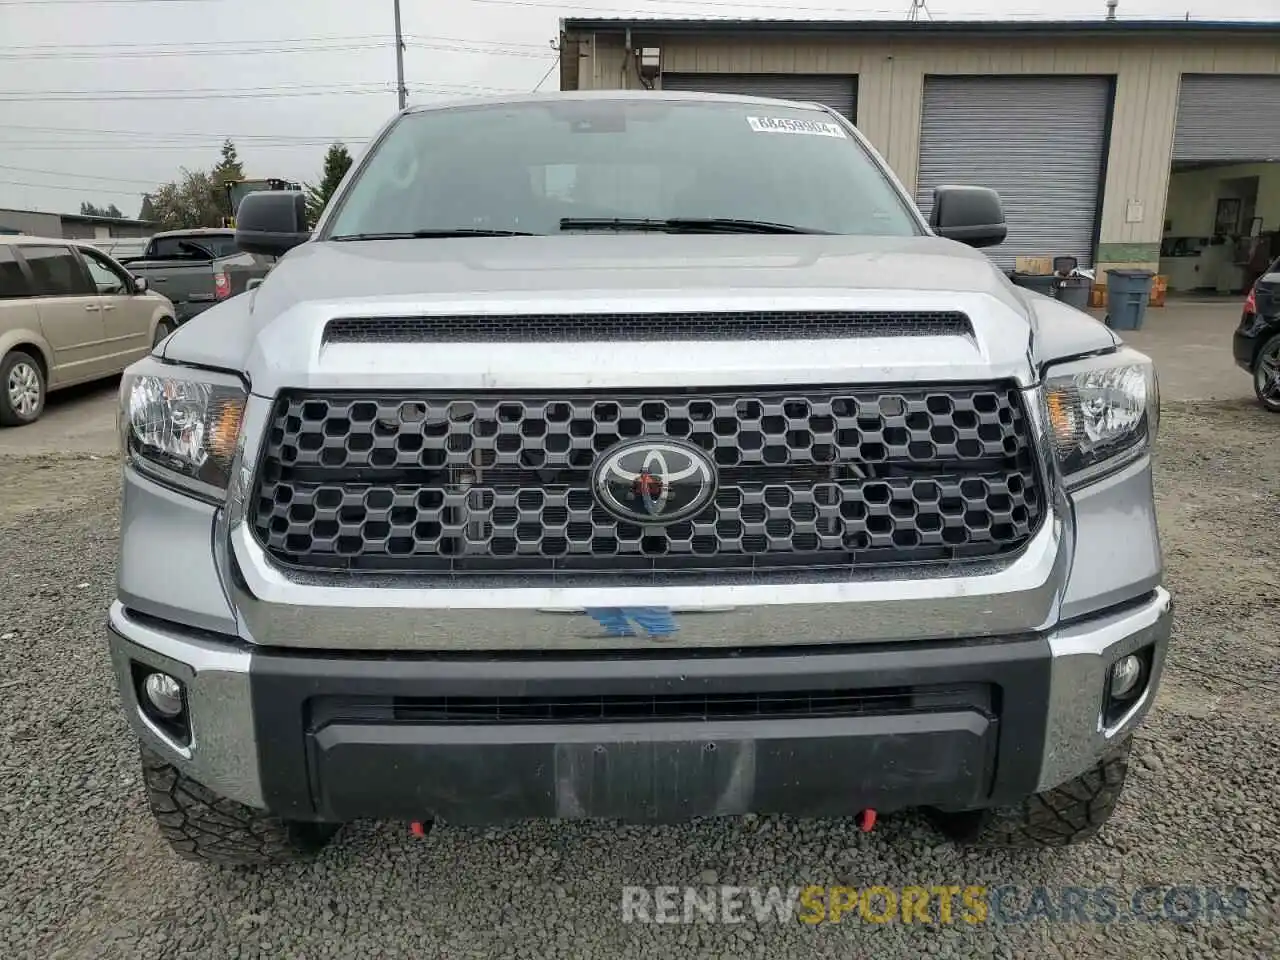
[331,229,539,240]
[559,217,829,235]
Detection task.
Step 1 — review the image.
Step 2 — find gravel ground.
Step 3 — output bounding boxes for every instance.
[1,400,1277,960]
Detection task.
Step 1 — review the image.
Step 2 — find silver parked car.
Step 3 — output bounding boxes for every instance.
[110,91,1167,865]
[0,235,176,425]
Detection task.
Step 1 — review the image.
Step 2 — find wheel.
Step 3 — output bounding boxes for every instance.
[0,349,45,426]
[152,318,174,348]
[1253,332,1280,413]
[927,736,1132,848]
[140,746,338,866]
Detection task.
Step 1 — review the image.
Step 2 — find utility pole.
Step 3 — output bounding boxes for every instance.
[906,0,930,22]
[1106,0,1118,21]
[393,0,407,110]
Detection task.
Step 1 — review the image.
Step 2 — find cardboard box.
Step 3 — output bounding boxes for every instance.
[1014,256,1054,275]
[1090,283,1107,309]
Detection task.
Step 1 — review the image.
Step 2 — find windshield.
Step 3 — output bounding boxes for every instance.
[324,98,922,238]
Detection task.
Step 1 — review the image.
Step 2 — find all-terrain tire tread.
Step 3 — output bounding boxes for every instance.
[933,737,1132,848]
[139,746,335,866]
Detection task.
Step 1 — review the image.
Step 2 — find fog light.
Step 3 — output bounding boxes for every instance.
[142,672,185,718]
[1109,655,1143,699]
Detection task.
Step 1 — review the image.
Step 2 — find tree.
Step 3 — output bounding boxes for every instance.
[137,195,156,222]
[146,168,224,230]
[211,139,245,222]
[79,201,125,218]
[305,142,354,227]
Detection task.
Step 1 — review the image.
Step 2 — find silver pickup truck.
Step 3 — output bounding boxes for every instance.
[123,228,273,324]
[109,91,1169,866]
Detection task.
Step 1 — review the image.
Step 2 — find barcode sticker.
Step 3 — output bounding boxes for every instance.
[747,116,847,138]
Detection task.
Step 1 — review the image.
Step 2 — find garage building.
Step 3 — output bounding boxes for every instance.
[559,18,1280,283]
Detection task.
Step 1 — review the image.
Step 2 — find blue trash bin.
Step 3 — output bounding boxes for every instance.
[1105,269,1155,330]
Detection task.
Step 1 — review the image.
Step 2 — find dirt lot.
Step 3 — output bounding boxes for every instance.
[0,399,1277,957]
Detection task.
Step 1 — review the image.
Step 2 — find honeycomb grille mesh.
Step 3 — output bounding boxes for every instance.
[321,311,973,344]
[252,385,1043,576]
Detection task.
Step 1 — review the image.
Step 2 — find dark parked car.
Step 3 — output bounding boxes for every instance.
[1232,256,1280,412]
[123,229,274,324]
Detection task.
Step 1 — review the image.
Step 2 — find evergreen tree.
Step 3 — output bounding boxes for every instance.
[305,142,354,227]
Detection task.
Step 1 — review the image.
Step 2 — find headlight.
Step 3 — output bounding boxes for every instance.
[1043,348,1158,488]
[119,358,247,503]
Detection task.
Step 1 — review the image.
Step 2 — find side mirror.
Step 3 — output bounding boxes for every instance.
[235,190,310,257]
[132,276,148,293]
[930,185,1008,249]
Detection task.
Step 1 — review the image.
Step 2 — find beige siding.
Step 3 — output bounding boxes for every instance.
[570,32,1280,264]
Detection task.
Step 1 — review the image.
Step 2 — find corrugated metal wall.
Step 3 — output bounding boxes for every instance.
[0,209,61,237]
[660,73,856,121]
[1173,75,1280,163]
[917,76,1111,269]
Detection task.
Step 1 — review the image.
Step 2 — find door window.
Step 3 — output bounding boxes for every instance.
[18,245,93,297]
[80,248,130,295]
[0,246,32,298]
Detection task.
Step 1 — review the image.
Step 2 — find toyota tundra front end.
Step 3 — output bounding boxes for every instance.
[107,91,1169,865]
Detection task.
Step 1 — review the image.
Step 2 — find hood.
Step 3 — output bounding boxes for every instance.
[252,233,1024,315]
[160,233,1117,395]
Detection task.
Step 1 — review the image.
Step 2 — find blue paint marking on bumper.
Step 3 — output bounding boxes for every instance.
[584,607,679,638]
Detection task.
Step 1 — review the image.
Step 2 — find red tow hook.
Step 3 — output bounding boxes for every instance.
[858,809,877,833]
[410,821,430,837]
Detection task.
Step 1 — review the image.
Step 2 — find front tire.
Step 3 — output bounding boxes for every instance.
[1253,332,1280,412]
[140,746,337,866]
[152,318,174,349]
[0,349,45,426]
[928,736,1132,848]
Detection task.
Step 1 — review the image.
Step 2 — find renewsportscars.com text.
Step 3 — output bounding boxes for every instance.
[621,884,1252,925]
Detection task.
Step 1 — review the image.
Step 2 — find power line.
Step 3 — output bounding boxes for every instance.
[414,33,557,50]
[2,123,371,142]
[0,0,223,5]
[0,179,146,196]
[467,0,1275,18]
[0,79,515,102]
[410,40,556,60]
[0,32,551,52]
[468,0,902,13]
[0,164,159,187]
[0,85,395,103]
[0,39,556,62]
[531,58,560,92]
[0,42,392,61]
[0,34,389,49]
[3,142,364,151]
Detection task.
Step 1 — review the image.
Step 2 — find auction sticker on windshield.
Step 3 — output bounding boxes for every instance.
[747,116,847,138]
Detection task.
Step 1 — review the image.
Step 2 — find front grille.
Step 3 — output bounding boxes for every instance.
[322,311,974,344]
[253,384,1044,576]
[311,684,993,726]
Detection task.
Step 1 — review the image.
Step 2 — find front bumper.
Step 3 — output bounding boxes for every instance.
[108,587,1171,821]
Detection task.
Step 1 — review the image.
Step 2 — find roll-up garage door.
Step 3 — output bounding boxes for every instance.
[660,73,857,122]
[916,76,1111,270]
[1173,75,1280,163]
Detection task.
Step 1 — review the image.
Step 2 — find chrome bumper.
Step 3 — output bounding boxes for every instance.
[107,587,1171,811]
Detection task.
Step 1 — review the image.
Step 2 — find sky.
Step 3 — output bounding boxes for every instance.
[0,0,1276,219]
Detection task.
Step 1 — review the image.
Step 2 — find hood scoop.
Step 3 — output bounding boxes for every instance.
[321,310,975,344]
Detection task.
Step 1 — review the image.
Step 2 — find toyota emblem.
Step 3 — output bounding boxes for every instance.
[591,439,717,525]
